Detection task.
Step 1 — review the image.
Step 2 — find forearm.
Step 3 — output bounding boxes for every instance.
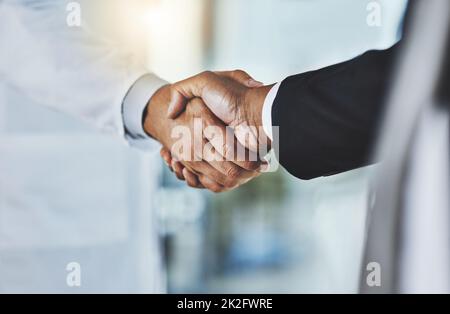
[143,84,175,148]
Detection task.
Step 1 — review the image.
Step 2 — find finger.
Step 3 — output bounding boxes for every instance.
[215,70,263,87]
[177,163,206,189]
[182,168,204,189]
[182,160,230,187]
[171,160,185,181]
[197,175,228,193]
[160,148,173,171]
[167,71,217,119]
[179,157,228,192]
[201,110,261,171]
[202,140,260,186]
[208,134,261,171]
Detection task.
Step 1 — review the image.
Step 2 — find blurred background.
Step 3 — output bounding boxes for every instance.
[0,0,408,293]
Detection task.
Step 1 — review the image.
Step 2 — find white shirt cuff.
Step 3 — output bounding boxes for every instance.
[262,82,281,140]
[122,74,168,147]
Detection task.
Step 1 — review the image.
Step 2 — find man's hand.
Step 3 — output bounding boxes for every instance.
[144,84,262,192]
[167,70,273,153]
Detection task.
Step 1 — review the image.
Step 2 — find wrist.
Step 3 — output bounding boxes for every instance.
[244,85,273,126]
[244,85,273,139]
[143,84,172,143]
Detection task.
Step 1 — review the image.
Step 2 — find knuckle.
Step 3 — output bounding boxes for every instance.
[189,99,207,116]
[190,98,203,107]
[226,165,242,180]
[212,173,227,186]
[203,169,224,184]
[200,70,214,79]
[168,83,177,92]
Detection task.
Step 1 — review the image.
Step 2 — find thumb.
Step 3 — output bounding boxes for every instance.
[167,71,215,119]
[215,70,263,87]
[167,89,188,119]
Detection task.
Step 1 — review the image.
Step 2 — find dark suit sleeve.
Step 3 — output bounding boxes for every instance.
[271,44,400,180]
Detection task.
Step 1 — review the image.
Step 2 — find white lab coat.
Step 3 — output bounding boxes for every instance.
[0,0,165,293]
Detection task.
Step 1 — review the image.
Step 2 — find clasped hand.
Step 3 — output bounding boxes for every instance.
[144,70,272,192]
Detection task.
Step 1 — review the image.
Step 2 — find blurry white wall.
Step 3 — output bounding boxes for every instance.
[212,0,407,82]
[144,0,209,81]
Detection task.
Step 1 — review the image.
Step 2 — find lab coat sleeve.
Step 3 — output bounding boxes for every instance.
[0,1,166,150]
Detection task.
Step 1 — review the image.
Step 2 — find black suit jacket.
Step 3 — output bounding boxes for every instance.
[270,2,425,180]
[272,44,399,179]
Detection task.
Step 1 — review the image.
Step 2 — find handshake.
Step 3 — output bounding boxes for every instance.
[143,70,274,193]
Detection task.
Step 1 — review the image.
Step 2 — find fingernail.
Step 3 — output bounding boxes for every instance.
[248,79,264,87]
